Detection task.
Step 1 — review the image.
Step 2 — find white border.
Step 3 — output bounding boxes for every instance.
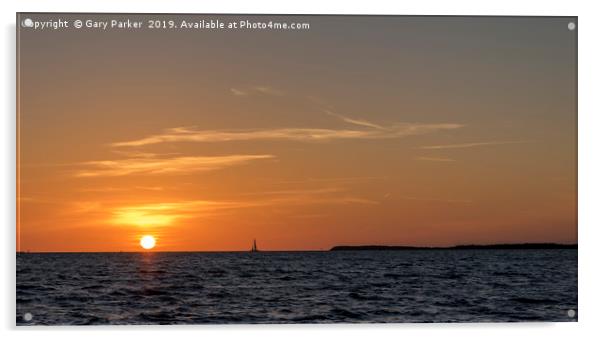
[2,1,601,338]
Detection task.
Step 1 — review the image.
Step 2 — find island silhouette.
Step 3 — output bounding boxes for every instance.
[329,243,577,251]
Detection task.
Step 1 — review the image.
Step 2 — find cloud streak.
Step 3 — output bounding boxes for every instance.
[230,86,284,97]
[418,141,529,150]
[108,189,378,227]
[110,200,241,227]
[75,154,274,177]
[324,109,386,130]
[112,123,463,147]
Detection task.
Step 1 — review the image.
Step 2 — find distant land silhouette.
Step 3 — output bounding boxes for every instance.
[330,243,577,251]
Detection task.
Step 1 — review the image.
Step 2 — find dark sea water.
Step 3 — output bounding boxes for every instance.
[16,250,577,325]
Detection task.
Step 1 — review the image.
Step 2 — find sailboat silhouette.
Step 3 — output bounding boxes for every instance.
[251,239,259,252]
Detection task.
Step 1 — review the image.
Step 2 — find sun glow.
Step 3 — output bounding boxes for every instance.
[114,210,176,227]
[140,235,156,250]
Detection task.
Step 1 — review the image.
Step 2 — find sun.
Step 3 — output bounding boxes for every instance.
[140,235,156,250]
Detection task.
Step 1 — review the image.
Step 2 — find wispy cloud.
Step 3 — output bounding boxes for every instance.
[418,141,529,150]
[230,88,248,96]
[417,156,456,162]
[112,123,463,147]
[110,200,240,227]
[230,86,284,97]
[75,154,274,177]
[324,109,386,130]
[108,189,378,227]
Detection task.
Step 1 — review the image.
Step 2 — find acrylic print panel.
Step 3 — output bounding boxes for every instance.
[16,13,577,325]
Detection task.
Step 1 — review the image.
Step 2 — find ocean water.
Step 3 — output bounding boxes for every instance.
[16,250,577,325]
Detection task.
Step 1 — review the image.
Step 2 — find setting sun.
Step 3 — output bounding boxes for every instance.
[140,235,156,250]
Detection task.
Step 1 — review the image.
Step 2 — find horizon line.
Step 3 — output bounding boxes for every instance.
[16,242,578,254]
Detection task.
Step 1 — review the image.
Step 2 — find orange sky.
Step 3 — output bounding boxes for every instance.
[17,14,577,251]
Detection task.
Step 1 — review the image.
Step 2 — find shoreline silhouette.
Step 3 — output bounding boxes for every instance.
[330,243,577,251]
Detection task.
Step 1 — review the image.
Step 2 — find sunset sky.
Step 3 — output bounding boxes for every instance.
[17,15,577,251]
